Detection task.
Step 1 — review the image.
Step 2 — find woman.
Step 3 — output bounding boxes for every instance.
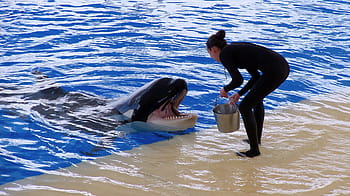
[207,30,289,158]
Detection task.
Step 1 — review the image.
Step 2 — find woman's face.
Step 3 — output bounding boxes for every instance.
[207,46,221,63]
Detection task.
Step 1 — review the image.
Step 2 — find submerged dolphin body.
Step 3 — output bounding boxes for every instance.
[111,77,198,131]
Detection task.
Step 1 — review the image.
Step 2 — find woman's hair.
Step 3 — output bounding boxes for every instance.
[206,30,227,50]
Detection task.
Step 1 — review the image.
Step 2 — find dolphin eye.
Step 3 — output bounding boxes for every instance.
[167,87,175,94]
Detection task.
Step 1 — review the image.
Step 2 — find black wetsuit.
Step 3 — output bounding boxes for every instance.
[220,42,290,157]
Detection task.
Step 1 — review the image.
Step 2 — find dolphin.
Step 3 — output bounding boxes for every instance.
[0,74,198,158]
[17,74,197,133]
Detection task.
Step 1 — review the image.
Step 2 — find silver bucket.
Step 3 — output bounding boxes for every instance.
[213,103,240,133]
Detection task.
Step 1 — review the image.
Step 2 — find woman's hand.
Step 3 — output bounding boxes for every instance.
[220,88,228,98]
[229,93,240,105]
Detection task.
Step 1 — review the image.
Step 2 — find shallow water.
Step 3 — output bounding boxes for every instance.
[1,0,349,195]
[2,90,350,195]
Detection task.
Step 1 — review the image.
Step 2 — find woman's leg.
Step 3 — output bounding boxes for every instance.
[237,93,262,157]
[254,101,264,144]
[237,75,283,158]
[240,101,264,144]
[237,62,289,158]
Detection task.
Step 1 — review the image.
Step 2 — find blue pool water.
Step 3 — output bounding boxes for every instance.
[0,0,349,186]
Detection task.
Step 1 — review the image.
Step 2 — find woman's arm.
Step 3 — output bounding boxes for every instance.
[223,66,244,92]
[237,68,260,96]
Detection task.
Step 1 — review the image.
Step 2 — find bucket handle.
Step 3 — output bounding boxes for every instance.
[214,97,229,107]
[214,97,239,109]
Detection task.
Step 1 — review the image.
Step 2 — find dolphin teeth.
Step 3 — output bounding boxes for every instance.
[164,115,191,120]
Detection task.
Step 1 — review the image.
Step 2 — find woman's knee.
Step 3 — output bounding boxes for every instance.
[239,98,264,114]
[239,101,252,114]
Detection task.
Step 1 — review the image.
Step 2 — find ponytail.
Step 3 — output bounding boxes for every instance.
[206,30,227,50]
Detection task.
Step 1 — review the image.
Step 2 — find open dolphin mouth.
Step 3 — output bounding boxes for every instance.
[147,89,196,122]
